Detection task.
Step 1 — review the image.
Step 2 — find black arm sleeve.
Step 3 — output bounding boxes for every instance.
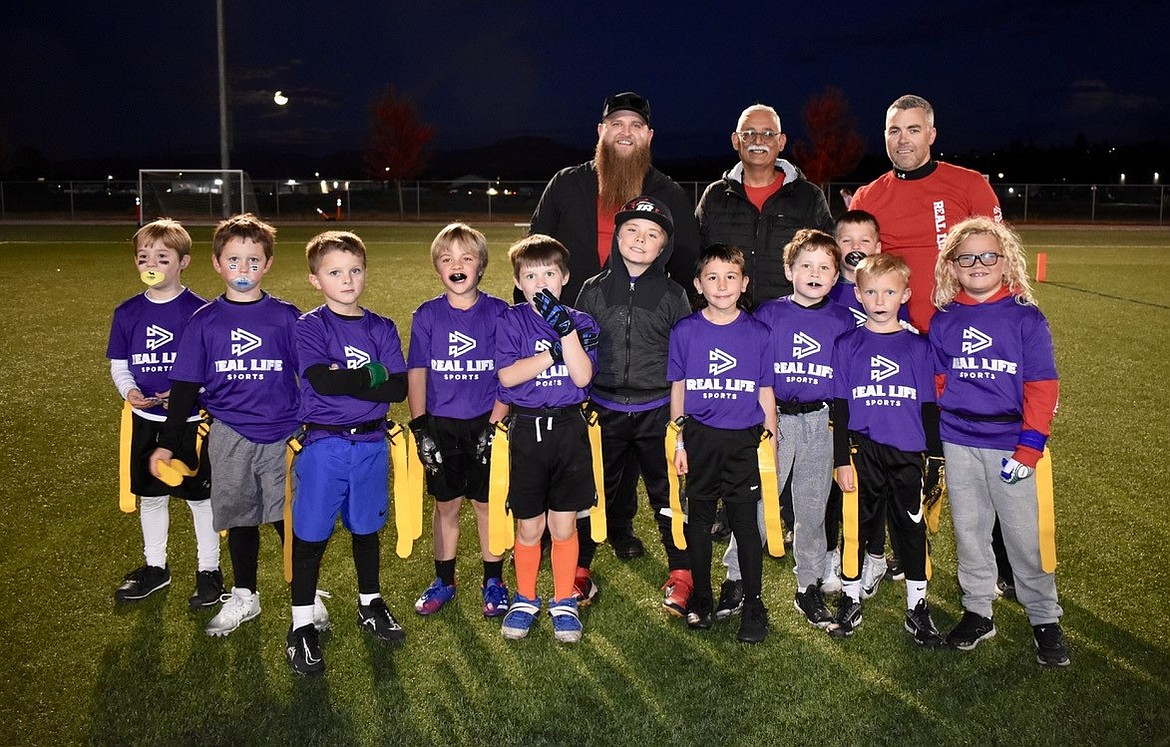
[831,397,852,467]
[304,363,374,396]
[351,372,407,403]
[157,380,201,453]
[922,402,943,458]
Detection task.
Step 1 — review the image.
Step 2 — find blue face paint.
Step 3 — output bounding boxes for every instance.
[230,276,257,291]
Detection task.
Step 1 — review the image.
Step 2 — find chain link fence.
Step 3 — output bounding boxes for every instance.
[1,178,1166,225]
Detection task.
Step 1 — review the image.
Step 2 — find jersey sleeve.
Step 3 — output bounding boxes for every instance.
[406,304,432,370]
[494,312,524,370]
[295,313,332,375]
[376,316,407,374]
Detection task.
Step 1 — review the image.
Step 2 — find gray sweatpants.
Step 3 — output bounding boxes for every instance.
[724,408,832,589]
[944,442,1062,625]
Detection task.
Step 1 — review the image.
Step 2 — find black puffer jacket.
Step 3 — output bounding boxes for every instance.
[696,159,834,305]
[574,227,690,406]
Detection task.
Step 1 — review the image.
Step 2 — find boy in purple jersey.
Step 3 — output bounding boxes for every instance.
[574,196,692,616]
[827,254,945,646]
[720,230,854,629]
[285,231,409,676]
[930,218,1068,666]
[107,219,222,608]
[407,224,511,619]
[149,214,320,639]
[495,235,599,643]
[669,244,777,643]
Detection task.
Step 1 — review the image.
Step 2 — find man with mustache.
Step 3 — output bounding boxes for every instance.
[527,91,700,598]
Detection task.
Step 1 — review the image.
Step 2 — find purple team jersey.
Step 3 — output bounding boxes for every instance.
[169,293,301,443]
[829,279,912,329]
[494,304,599,409]
[296,305,407,442]
[929,296,1058,450]
[668,311,773,430]
[832,326,936,452]
[408,292,507,419]
[107,288,207,419]
[755,297,855,404]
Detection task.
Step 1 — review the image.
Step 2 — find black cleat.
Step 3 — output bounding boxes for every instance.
[115,564,171,603]
[737,599,769,644]
[358,597,406,642]
[794,584,833,628]
[827,595,863,639]
[286,624,324,676]
[714,579,744,621]
[188,568,225,610]
[947,610,996,651]
[904,599,944,647]
[1033,623,1071,667]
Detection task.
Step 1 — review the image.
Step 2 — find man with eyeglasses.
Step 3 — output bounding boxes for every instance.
[850,94,1002,333]
[696,104,834,304]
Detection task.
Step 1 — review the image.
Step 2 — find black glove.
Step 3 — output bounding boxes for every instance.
[579,330,599,352]
[924,456,945,509]
[533,289,576,337]
[474,423,495,465]
[408,414,443,475]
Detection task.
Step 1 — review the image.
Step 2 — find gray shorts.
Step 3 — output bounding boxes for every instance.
[208,420,294,532]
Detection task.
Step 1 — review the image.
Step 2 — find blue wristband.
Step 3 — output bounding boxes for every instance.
[1018,429,1047,452]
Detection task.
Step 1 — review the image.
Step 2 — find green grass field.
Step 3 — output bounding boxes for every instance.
[1,223,1168,746]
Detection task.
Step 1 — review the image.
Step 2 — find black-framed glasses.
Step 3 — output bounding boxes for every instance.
[736,129,781,143]
[953,252,1002,267]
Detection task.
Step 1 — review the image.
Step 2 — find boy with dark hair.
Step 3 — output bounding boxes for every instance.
[574,196,693,615]
[827,254,944,646]
[495,235,599,643]
[108,218,221,608]
[285,230,408,676]
[670,244,777,643]
[150,213,324,637]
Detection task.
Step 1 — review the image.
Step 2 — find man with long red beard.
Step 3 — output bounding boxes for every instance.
[529,92,699,305]
[526,91,699,601]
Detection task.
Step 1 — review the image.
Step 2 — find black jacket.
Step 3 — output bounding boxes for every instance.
[528,161,700,305]
[696,159,834,305]
[574,226,690,406]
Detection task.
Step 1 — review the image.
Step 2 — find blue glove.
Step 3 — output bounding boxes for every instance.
[547,339,564,364]
[579,330,599,352]
[533,289,576,337]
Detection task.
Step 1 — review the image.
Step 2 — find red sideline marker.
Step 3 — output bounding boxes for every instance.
[1036,252,1048,282]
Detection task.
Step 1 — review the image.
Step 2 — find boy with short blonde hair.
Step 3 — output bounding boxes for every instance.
[108,218,222,608]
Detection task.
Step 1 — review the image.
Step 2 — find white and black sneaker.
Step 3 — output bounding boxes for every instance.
[904,599,944,647]
[946,610,996,651]
[794,584,833,628]
[115,564,171,603]
[188,569,225,610]
[1033,623,1071,667]
[358,597,406,642]
[859,554,887,600]
[286,624,324,676]
[827,595,863,639]
[205,587,261,637]
[714,579,744,621]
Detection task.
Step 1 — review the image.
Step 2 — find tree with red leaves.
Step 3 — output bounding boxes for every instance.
[792,87,866,191]
[364,86,435,219]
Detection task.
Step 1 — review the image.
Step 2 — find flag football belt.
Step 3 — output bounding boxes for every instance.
[151,410,213,492]
[487,417,514,556]
[663,419,687,550]
[282,428,308,583]
[305,417,387,435]
[942,408,1021,423]
[510,405,582,420]
[776,400,827,416]
[582,406,607,544]
[386,420,424,559]
[757,431,785,558]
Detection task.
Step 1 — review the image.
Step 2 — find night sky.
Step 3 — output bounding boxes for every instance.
[4,1,1168,168]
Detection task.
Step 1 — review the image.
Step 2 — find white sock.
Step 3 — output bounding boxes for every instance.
[139,495,170,568]
[842,580,862,602]
[291,604,315,629]
[187,499,221,572]
[359,592,381,606]
[906,579,927,610]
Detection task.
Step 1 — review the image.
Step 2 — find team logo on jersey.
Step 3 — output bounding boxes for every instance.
[145,324,173,350]
[961,327,993,354]
[709,348,737,376]
[230,328,262,356]
[344,345,370,369]
[448,331,477,357]
[849,307,867,326]
[791,331,821,360]
[870,355,900,382]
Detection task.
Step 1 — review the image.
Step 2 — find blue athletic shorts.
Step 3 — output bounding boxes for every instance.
[293,436,389,541]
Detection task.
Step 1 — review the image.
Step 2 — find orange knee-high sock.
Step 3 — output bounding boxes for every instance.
[513,540,541,600]
[551,533,579,601]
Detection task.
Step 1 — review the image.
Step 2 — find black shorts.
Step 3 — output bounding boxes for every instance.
[427,413,491,503]
[683,419,763,504]
[506,407,595,520]
[130,413,210,501]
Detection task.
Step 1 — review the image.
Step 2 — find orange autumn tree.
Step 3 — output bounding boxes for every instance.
[365,86,435,219]
[792,86,865,191]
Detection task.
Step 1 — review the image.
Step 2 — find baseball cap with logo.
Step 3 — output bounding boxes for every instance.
[614,195,674,236]
[601,92,652,127]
